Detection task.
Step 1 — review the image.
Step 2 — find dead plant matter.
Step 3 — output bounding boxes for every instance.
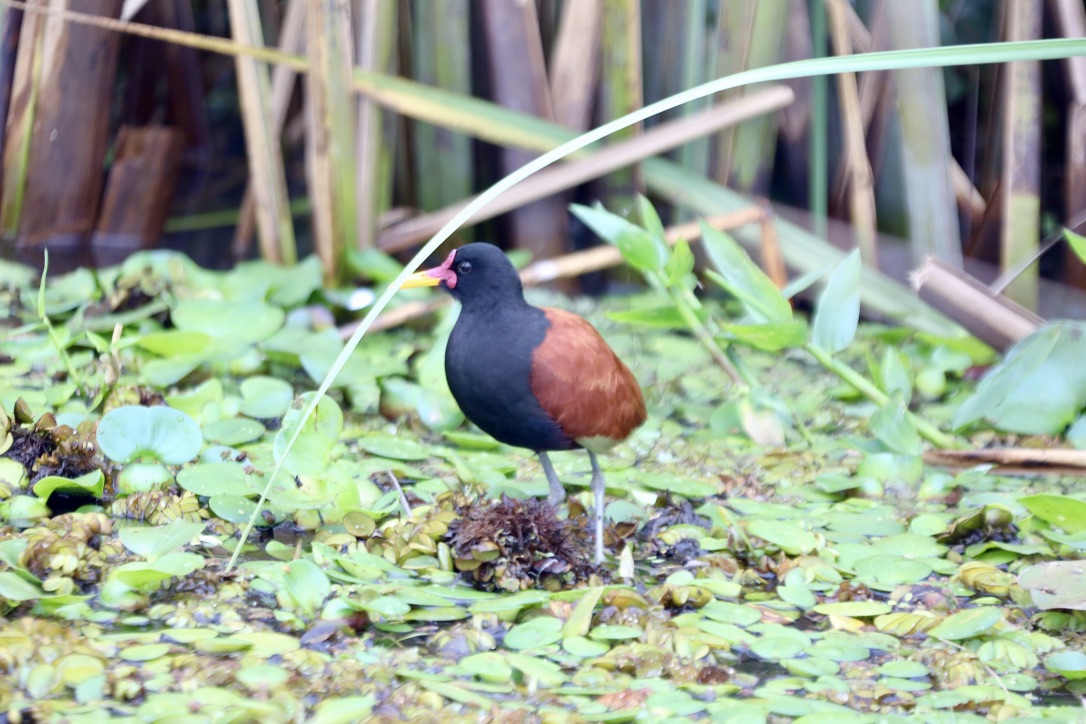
[447,495,592,591]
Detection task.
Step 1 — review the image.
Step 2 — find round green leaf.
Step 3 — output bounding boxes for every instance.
[239,376,294,420]
[750,636,806,660]
[1045,651,1086,680]
[928,607,1003,641]
[358,434,429,461]
[119,644,172,662]
[176,463,258,497]
[96,406,203,465]
[202,417,266,446]
[116,462,174,494]
[503,617,564,650]
[172,299,284,345]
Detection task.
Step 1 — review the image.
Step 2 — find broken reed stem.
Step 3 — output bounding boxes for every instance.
[924,447,1086,474]
[910,255,1043,351]
[349,207,767,336]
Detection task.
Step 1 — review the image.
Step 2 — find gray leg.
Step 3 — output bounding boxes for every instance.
[538,451,565,505]
[589,451,606,565]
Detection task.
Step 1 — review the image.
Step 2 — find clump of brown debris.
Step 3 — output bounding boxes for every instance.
[448,496,592,591]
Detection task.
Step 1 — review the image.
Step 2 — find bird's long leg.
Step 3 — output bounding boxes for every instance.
[588,451,606,565]
[538,451,565,505]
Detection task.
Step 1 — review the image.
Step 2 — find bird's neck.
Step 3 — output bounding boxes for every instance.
[459,291,531,319]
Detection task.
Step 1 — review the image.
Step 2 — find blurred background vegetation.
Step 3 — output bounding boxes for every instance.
[0,0,1082,316]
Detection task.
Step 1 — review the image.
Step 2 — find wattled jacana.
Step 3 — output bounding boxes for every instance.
[402,243,646,564]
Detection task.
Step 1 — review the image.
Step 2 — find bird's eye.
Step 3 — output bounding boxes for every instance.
[457,261,473,275]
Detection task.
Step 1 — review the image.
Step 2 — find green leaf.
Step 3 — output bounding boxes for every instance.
[700,223,792,323]
[928,607,1003,641]
[503,616,564,650]
[636,195,666,241]
[870,400,922,456]
[813,601,892,617]
[282,559,331,618]
[664,238,695,287]
[134,331,212,358]
[953,322,1086,434]
[358,434,429,461]
[176,463,260,497]
[111,552,205,592]
[96,406,203,465]
[202,417,266,446]
[239,376,295,419]
[1019,495,1086,535]
[1020,562,1086,610]
[0,571,45,602]
[811,249,861,354]
[32,469,105,501]
[562,587,604,638]
[1045,651,1086,679]
[209,495,280,525]
[880,348,913,402]
[570,203,668,273]
[717,321,807,351]
[746,520,819,555]
[119,519,206,561]
[1066,228,1086,267]
[606,305,687,329]
[171,299,285,346]
[274,393,344,477]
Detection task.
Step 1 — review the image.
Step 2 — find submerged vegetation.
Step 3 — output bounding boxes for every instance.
[2,205,1086,721]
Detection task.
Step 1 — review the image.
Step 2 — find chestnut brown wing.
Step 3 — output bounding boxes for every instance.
[529,308,646,447]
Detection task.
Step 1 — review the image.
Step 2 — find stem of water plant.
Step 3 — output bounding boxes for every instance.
[656,271,745,387]
[805,342,958,449]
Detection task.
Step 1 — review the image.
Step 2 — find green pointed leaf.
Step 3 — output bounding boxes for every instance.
[664,238,695,287]
[0,571,45,602]
[282,559,331,618]
[880,348,913,401]
[570,203,668,273]
[811,249,861,353]
[1066,228,1086,267]
[870,400,922,455]
[953,322,1086,434]
[700,223,791,323]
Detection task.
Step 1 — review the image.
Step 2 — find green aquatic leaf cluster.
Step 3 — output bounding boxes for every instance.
[0,235,1086,720]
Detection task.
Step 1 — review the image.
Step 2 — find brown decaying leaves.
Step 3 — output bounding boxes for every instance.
[530,308,646,445]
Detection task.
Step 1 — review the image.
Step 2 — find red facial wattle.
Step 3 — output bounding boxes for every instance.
[427,250,458,289]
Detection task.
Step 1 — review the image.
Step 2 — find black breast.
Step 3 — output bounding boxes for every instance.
[444,305,577,452]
